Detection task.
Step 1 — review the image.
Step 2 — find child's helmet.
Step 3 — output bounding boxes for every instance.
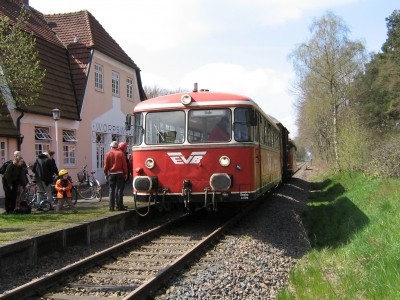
[59,169,68,176]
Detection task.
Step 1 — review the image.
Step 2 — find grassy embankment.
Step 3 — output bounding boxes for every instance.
[0,205,115,244]
[278,172,400,299]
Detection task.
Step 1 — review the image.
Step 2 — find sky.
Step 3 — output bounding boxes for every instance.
[29,0,398,138]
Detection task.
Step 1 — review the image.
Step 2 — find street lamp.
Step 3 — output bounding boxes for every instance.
[52,108,61,168]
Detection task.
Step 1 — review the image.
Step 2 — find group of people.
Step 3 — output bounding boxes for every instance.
[2,140,130,214]
[2,150,77,214]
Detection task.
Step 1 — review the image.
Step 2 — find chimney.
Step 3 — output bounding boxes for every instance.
[23,0,29,6]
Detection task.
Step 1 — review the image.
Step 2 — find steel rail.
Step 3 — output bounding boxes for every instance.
[0,213,189,300]
[122,199,260,300]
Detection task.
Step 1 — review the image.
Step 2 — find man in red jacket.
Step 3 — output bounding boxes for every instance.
[104,141,128,211]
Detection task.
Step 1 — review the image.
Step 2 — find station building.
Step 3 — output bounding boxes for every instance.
[0,0,146,198]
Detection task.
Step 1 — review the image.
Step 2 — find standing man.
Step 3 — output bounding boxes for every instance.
[3,157,27,213]
[33,151,58,203]
[104,141,128,211]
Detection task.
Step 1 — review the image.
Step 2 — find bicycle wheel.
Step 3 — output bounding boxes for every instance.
[94,179,102,202]
[72,186,79,205]
[78,181,94,199]
[20,185,37,202]
[39,200,52,212]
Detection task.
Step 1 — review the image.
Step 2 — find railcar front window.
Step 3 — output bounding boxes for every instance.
[234,108,255,142]
[188,109,231,143]
[145,111,185,144]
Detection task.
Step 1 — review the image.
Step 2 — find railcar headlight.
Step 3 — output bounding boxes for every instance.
[181,94,192,105]
[219,155,230,167]
[145,157,155,169]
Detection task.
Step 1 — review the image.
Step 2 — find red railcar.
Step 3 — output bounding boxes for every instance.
[127,87,292,214]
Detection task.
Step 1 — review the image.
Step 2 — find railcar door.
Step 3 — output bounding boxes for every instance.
[234,108,261,197]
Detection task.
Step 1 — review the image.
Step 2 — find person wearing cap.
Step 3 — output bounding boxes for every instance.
[55,169,77,213]
[104,141,128,211]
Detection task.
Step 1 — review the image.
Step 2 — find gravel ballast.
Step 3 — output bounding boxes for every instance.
[155,168,312,300]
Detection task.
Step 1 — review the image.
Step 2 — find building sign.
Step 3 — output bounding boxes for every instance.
[92,122,132,135]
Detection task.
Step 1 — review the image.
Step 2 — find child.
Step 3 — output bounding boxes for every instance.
[55,169,77,213]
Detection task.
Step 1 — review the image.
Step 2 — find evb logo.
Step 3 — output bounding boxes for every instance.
[168,152,206,164]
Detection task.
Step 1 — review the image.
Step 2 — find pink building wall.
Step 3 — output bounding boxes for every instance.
[0,50,140,198]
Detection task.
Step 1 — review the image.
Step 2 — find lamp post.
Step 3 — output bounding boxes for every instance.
[52,108,61,168]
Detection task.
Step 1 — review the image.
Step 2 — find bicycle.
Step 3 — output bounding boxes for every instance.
[20,174,79,211]
[20,178,52,212]
[77,165,102,201]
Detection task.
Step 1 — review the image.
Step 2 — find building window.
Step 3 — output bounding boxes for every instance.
[63,144,76,165]
[63,130,77,165]
[0,141,6,163]
[35,127,51,157]
[95,64,104,91]
[112,71,120,96]
[95,133,105,169]
[126,77,133,100]
[111,134,121,143]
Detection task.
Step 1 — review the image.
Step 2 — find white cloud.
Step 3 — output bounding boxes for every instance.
[143,62,298,136]
[177,62,297,136]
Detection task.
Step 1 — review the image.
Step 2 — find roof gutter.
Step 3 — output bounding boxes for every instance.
[16,110,24,151]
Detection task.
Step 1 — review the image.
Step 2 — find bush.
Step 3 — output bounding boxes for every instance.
[367,134,400,177]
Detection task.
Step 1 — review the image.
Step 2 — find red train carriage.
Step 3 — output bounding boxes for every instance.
[127,87,286,214]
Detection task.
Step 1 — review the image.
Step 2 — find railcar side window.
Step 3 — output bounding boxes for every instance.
[234,108,255,142]
[145,111,185,144]
[188,109,231,143]
[132,113,143,145]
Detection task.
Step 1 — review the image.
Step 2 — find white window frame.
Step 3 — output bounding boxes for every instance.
[126,77,133,100]
[112,71,120,96]
[63,130,77,142]
[63,130,77,165]
[35,127,51,157]
[95,133,105,169]
[95,64,104,91]
[63,144,76,165]
[0,141,6,164]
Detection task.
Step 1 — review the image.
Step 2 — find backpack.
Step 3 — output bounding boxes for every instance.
[14,200,32,214]
[0,160,12,175]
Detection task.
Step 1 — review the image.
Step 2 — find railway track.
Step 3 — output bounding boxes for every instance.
[1,201,260,300]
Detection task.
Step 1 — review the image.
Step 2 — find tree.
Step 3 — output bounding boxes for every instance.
[355,10,400,132]
[289,11,366,170]
[381,9,400,56]
[0,6,45,110]
[143,85,188,99]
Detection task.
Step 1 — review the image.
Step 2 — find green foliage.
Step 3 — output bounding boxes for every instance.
[278,173,400,299]
[353,10,400,133]
[337,108,372,172]
[0,6,45,108]
[381,9,400,56]
[366,134,400,178]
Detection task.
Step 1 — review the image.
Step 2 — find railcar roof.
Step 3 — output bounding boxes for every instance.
[134,91,256,112]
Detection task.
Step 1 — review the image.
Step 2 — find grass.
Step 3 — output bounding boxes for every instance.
[0,205,117,244]
[278,172,400,300]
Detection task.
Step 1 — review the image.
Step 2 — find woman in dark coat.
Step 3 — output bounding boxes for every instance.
[3,157,27,213]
